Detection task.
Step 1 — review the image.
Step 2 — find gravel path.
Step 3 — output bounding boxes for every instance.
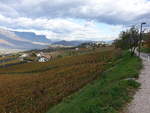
[125,52,150,113]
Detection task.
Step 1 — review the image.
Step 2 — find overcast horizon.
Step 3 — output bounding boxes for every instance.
[0,0,150,41]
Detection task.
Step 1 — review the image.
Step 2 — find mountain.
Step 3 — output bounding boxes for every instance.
[14,31,52,44]
[0,28,51,50]
[52,40,88,46]
[0,28,113,51]
[105,40,114,44]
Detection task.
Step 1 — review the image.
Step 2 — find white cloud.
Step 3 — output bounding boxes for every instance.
[1,0,149,24]
[0,0,149,41]
[0,2,19,17]
[0,0,150,24]
[0,14,122,41]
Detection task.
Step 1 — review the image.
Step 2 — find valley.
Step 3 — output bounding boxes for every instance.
[0,0,149,113]
[0,48,22,55]
[0,46,121,113]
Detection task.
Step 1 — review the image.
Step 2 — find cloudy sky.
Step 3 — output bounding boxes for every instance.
[0,0,150,41]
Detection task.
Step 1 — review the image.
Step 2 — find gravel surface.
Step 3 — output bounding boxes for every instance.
[125,52,150,113]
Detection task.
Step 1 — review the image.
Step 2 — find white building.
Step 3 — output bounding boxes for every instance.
[36,52,44,57]
[36,53,42,57]
[20,53,28,58]
[38,57,49,62]
[75,48,79,51]
[19,53,29,61]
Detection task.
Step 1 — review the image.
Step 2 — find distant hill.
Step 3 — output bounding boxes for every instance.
[0,28,51,50]
[14,31,52,44]
[52,40,89,46]
[0,28,113,50]
[105,40,114,44]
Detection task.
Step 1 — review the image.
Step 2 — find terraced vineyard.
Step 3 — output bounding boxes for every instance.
[0,48,122,113]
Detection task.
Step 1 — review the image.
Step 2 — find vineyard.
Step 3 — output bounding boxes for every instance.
[0,48,122,113]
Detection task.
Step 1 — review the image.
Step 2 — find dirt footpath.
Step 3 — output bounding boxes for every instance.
[125,54,150,113]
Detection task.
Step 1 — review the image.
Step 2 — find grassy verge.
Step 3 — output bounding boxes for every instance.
[47,52,142,113]
[0,49,122,113]
[141,47,150,53]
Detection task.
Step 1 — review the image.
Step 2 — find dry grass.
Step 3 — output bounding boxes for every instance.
[0,60,20,66]
[0,49,121,113]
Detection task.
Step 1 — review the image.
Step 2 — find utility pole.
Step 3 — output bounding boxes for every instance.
[138,22,146,56]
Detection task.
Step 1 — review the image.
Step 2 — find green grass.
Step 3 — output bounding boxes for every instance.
[141,47,150,53]
[47,52,142,113]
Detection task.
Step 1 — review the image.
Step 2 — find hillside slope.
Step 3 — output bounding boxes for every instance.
[0,49,121,113]
[48,52,142,113]
[0,28,51,50]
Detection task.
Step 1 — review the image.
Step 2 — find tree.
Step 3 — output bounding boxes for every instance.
[113,26,140,56]
[129,27,140,55]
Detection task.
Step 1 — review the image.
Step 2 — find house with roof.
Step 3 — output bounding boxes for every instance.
[36,52,52,62]
[19,53,29,61]
[38,56,49,62]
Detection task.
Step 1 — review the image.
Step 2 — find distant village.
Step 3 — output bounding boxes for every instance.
[19,52,53,62]
[0,41,111,66]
